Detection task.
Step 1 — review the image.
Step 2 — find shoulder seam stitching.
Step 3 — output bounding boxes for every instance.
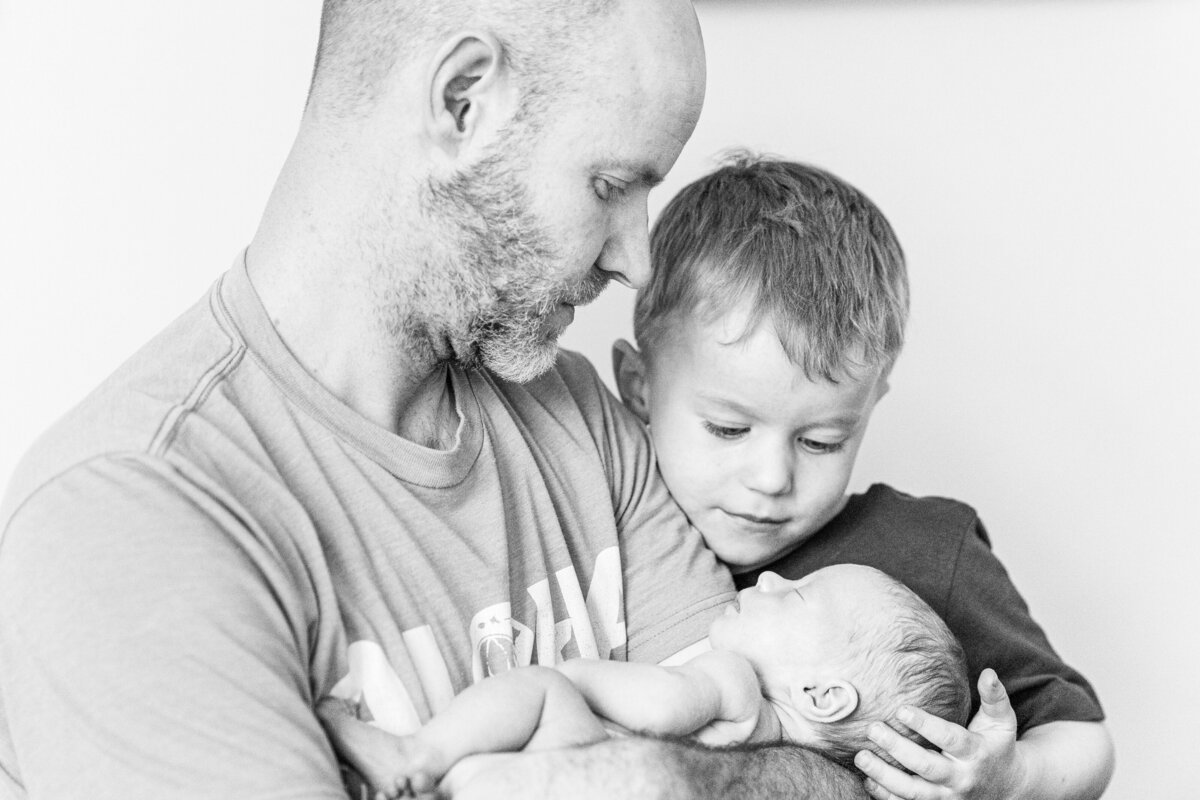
[148,278,245,456]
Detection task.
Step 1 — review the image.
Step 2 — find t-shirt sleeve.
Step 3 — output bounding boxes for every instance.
[0,457,346,798]
[556,352,734,665]
[943,519,1105,732]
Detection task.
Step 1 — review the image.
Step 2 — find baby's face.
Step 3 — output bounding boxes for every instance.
[641,305,887,571]
[708,565,886,701]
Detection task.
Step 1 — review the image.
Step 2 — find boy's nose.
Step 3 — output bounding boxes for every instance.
[743,441,794,496]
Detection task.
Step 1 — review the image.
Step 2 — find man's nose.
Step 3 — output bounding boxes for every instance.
[596,201,651,289]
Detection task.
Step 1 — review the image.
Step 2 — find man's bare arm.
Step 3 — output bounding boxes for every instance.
[442,735,868,800]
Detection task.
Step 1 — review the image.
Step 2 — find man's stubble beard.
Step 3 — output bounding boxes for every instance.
[376,131,608,384]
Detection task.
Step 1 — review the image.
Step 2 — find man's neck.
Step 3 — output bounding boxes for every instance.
[246,185,464,444]
[248,244,462,445]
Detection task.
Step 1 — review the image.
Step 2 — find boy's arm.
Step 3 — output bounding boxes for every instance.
[856,668,1114,800]
[558,650,765,745]
[441,736,870,800]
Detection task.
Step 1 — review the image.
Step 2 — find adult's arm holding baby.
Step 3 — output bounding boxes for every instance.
[442,737,870,800]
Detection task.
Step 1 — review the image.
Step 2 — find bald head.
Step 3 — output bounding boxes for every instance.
[309,0,624,120]
[250,0,706,396]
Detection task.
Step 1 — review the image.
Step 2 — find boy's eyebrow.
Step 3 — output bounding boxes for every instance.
[695,393,760,420]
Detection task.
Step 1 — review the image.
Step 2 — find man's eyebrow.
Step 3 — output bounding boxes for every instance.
[635,167,665,188]
[595,160,665,188]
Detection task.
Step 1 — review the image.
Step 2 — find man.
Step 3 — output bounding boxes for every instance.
[0,1,864,797]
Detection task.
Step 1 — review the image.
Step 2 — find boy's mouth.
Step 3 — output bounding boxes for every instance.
[724,509,789,527]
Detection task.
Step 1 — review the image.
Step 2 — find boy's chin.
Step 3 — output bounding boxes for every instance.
[705,540,782,575]
[699,528,807,574]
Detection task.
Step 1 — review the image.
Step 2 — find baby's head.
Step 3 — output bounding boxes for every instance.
[615,153,909,570]
[708,564,969,770]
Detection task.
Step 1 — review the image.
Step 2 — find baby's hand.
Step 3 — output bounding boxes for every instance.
[854,669,1026,800]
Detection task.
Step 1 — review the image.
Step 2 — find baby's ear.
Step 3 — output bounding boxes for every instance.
[612,339,650,424]
[792,679,859,724]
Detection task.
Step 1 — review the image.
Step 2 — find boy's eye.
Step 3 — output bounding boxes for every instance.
[702,420,749,440]
[592,176,626,202]
[799,438,845,455]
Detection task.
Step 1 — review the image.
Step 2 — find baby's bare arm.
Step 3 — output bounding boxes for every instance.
[559,651,764,743]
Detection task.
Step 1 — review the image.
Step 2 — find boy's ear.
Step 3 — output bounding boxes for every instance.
[612,339,651,424]
[791,679,859,724]
[874,363,895,404]
[425,32,512,158]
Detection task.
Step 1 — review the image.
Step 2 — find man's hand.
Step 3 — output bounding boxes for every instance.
[854,669,1024,800]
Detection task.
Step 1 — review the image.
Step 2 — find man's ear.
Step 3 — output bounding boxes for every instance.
[425,32,512,157]
[791,679,859,724]
[612,339,651,424]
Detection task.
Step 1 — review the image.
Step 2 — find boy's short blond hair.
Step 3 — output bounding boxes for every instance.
[638,152,909,381]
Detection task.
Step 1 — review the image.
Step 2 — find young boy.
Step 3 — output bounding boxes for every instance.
[612,153,1114,799]
[319,564,970,799]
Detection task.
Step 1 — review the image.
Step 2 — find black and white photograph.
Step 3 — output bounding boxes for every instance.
[1,1,1196,798]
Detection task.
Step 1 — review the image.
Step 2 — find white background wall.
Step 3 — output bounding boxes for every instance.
[1,1,1197,797]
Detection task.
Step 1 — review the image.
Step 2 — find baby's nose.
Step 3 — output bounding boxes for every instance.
[756,571,785,591]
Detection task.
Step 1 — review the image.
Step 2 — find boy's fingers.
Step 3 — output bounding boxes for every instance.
[978,669,1013,709]
[971,669,1018,732]
[866,722,953,783]
[895,706,977,759]
[855,751,925,799]
[863,776,906,800]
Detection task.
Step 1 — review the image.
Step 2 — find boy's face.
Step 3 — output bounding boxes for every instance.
[621,305,887,572]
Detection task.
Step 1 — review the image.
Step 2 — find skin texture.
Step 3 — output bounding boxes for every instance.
[614,305,888,573]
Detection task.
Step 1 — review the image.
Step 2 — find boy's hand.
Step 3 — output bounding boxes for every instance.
[854,669,1026,800]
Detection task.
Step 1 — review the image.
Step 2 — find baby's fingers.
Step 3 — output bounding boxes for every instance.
[866,721,954,784]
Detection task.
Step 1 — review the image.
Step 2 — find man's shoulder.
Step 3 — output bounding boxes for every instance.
[2,282,243,526]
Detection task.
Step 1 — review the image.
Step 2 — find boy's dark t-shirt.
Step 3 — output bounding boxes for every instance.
[738,483,1104,732]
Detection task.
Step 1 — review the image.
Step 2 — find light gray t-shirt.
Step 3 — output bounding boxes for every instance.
[0,258,734,798]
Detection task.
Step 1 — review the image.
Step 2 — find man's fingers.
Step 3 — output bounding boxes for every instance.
[866,721,953,783]
[855,750,926,800]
